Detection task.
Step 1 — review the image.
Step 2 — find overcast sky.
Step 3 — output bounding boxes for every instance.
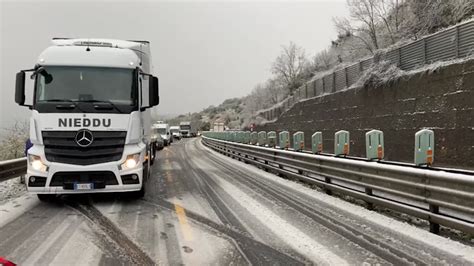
[0,0,348,127]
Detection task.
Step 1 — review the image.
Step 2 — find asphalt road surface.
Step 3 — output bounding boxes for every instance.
[0,138,472,265]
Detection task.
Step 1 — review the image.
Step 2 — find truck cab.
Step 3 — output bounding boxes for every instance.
[179,121,194,138]
[15,38,159,200]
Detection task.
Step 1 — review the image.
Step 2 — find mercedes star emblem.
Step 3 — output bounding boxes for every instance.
[75,129,94,147]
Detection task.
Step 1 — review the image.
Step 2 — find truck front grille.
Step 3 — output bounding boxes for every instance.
[50,171,118,187]
[43,131,126,165]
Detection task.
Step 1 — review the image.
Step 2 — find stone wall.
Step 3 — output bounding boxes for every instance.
[257,59,474,169]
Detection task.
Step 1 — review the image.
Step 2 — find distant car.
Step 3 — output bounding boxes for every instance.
[156,134,164,150]
[170,126,181,140]
[153,123,172,146]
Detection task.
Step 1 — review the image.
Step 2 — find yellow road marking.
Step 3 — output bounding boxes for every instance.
[174,203,193,241]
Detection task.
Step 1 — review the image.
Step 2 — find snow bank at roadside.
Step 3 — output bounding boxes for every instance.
[0,176,27,204]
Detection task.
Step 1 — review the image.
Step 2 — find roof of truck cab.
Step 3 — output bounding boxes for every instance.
[37,45,140,68]
[37,38,151,71]
[51,38,150,51]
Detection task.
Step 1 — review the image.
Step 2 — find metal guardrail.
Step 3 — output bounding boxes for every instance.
[0,157,27,182]
[202,136,474,235]
[259,19,474,120]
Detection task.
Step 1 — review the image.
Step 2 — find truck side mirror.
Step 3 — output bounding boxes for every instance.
[149,76,159,106]
[15,71,26,106]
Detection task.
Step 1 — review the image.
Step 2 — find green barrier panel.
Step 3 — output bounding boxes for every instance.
[311,132,323,154]
[243,131,251,144]
[230,132,237,142]
[415,129,434,166]
[236,131,244,143]
[279,131,290,150]
[267,131,277,148]
[293,131,304,151]
[258,131,267,146]
[366,130,384,160]
[250,132,258,145]
[334,130,349,156]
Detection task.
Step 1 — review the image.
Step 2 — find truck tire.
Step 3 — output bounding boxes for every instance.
[37,194,55,202]
[130,158,150,199]
[130,184,145,199]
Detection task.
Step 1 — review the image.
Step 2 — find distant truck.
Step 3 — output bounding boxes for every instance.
[14,38,159,200]
[170,126,181,140]
[179,121,197,137]
[154,123,172,146]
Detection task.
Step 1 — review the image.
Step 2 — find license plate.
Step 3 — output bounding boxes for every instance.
[74,183,94,190]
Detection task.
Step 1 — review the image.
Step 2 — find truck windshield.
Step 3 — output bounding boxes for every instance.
[180,125,191,130]
[157,128,167,134]
[35,66,137,113]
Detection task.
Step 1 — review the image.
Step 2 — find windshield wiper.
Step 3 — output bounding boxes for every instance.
[76,100,123,114]
[42,99,74,103]
[41,99,86,112]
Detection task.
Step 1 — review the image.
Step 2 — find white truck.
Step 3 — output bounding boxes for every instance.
[179,121,197,138]
[154,123,172,146]
[14,38,159,200]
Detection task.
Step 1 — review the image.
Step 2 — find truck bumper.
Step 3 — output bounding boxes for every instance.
[26,144,146,194]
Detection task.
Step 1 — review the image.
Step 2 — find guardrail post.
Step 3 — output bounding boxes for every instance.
[429,204,440,234]
[365,188,374,210]
[324,177,332,195]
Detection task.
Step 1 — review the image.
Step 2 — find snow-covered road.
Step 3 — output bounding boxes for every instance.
[0,138,473,265]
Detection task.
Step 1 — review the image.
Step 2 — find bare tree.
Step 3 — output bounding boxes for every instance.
[0,121,29,160]
[334,17,377,54]
[334,0,406,53]
[313,49,335,71]
[372,0,404,45]
[265,77,286,105]
[244,83,268,113]
[271,42,309,95]
[451,0,474,22]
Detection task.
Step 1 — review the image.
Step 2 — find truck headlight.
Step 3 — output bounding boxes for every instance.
[28,154,47,172]
[121,153,140,170]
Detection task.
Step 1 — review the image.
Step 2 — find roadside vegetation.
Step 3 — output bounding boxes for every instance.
[169,0,473,129]
[0,121,29,160]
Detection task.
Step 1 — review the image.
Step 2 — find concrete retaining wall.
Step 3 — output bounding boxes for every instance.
[257,59,474,169]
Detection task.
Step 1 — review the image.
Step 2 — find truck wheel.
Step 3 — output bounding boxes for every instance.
[130,164,148,199]
[129,185,145,199]
[37,194,55,202]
